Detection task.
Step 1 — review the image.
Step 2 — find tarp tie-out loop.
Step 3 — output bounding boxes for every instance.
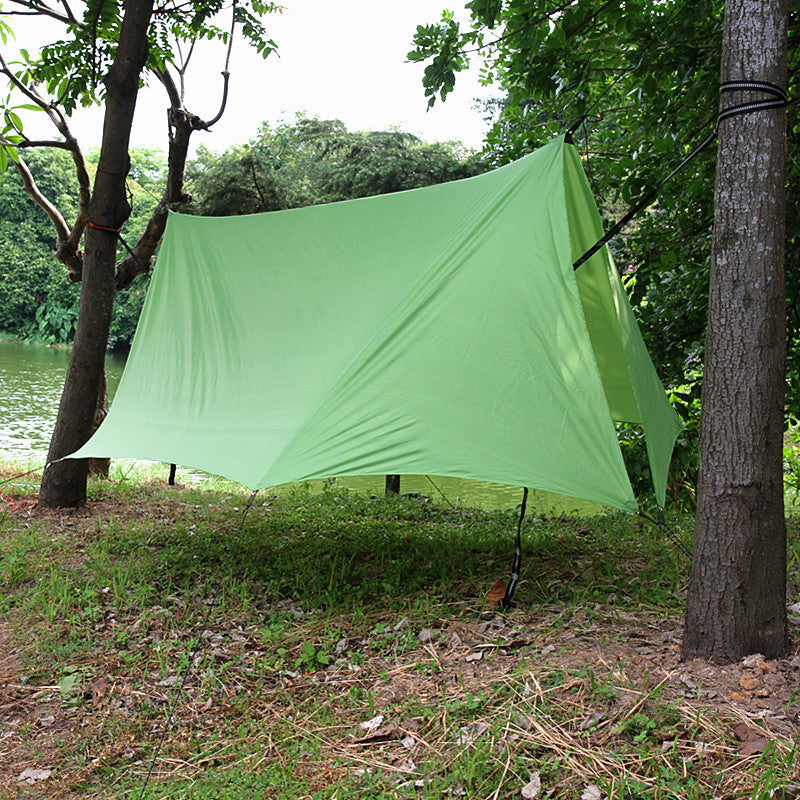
[572,79,788,271]
[87,220,147,274]
[500,486,528,609]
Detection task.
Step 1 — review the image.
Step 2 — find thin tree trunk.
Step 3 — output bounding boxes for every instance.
[87,369,110,478]
[683,0,789,662]
[38,0,155,507]
[385,475,401,496]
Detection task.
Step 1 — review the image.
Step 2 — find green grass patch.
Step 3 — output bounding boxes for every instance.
[0,469,798,799]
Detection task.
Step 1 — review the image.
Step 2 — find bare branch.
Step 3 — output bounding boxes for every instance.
[13,154,83,281]
[204,0,237,128]
[153,64,182,109]
[0,48,71,136]
[5,0,73,25]
[203,71,230,128]
[58,0,78,24]
[17,138,74,149]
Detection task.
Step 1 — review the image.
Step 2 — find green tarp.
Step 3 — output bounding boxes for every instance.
[70,137,682,511]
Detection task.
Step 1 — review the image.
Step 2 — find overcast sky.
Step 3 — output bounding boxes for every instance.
[7,0,496,153]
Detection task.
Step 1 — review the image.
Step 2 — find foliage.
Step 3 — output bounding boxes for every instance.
[33,300,78,343]
[0,121,486,347]
[186,115,489,216]
[0,0,279,154]
[0,146,163,346]
[409,0,799,493]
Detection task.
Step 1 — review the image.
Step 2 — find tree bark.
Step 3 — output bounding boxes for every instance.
[38,0,155,507]
[683,0,789,662]
[87,370,111,478]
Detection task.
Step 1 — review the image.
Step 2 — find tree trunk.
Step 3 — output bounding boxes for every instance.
[87,369,111,478]
[683,0,789,662]
[38,0,155,508]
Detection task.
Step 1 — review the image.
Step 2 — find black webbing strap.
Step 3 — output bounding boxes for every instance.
[717,79,788,124]
[571,79,788,271]
[87,220,148,274]
[499,487,528,609]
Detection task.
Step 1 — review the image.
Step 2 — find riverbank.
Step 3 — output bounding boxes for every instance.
[1,469,799,798]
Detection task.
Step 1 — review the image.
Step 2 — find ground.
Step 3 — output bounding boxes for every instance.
[1,479,799,799]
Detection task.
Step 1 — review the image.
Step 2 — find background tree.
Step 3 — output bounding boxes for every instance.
[0,0,279,506]
[0,146,166,345]
[186,115,488,215]
[410,0,797,661]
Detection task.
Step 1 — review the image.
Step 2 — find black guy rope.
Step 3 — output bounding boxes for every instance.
[0,467,42,489]
[571,79,789,271]
[637,509,692,560]
[425,474,456,509]
[136,490,258,800]
[499,486,528,609]
[87,220,148,275]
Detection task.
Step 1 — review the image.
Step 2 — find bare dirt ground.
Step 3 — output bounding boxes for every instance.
[1,490,799,798]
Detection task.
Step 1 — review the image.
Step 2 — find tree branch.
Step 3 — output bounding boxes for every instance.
[13,154,84,281]
[204,0,236,128]
[460,0,580,55]
[5,0,73,25]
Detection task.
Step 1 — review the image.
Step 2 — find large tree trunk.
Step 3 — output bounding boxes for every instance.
[38,0,155,508]
[683,0,789,662]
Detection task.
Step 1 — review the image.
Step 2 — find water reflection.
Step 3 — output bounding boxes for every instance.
[0,340,126,464]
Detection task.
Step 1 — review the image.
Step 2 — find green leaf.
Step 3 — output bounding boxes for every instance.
[4,110,22,131]
[0,146,7,173]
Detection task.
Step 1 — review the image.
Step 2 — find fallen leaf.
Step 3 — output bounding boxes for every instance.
[732,722,770,756]
[521,772,541,798]
[355,723,398,744]
[733,722,762,741]
[58,669,83,700]
[579,710,603,731]
[739,738,769,757]
[465,651,483,662]
[359,714,384,733]
[513,714,532,731]
[88,676,109,708]
[18,767,52,784]
[581,786,603,800]
[486,579,506,606]
[739,674,761,691]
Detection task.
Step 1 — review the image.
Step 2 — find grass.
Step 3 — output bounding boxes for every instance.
[1,464,799,799]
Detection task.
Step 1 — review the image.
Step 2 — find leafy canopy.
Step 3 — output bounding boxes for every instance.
[186,115,489,216]
[0,0,280,160]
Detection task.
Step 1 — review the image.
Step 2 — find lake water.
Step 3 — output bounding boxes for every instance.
[0,340,127,463]
[0,339,600,514]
